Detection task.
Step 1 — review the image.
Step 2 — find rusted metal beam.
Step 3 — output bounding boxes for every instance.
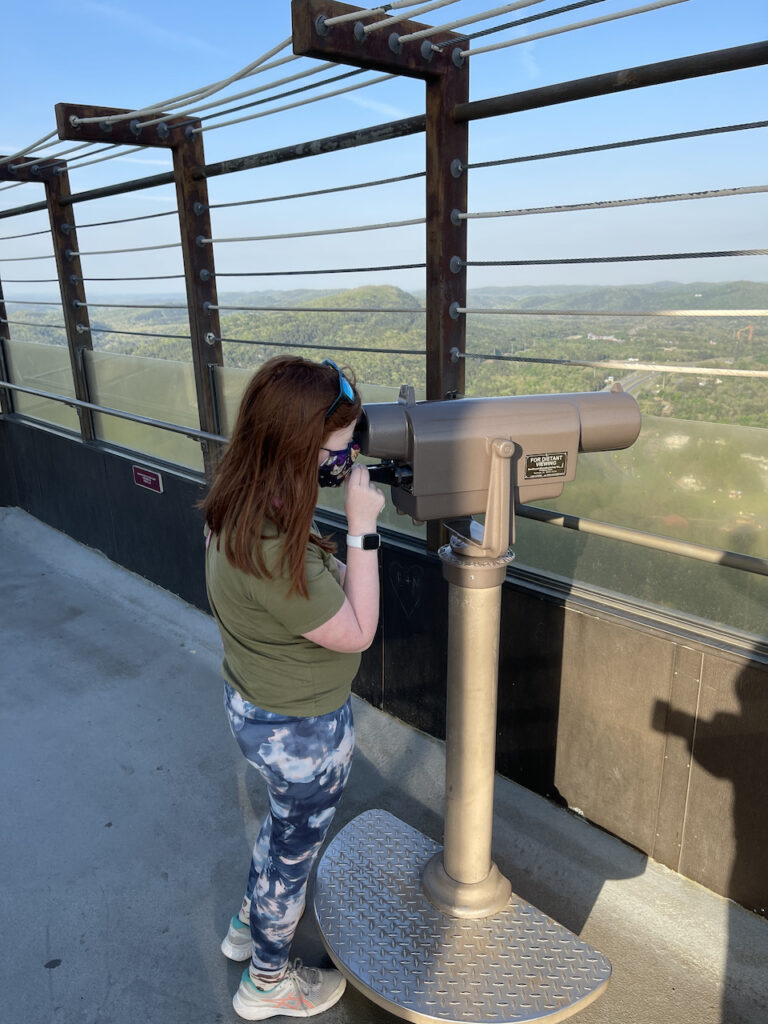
[0,157,95,440]
[203,114,426,180]
[55,102,194,149]
[453,40,768,123]
[291,0,467,79]
[55,104,225,477]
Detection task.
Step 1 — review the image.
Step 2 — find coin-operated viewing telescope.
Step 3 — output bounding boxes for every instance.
[318,384,641,1019]
[358,382,641,552]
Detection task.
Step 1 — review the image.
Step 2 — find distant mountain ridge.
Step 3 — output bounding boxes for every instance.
[12,280,766,311]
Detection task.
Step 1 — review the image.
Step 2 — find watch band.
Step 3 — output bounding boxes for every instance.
[346,533,381,550]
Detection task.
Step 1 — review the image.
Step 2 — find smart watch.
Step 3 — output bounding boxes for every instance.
[346,533,381,551]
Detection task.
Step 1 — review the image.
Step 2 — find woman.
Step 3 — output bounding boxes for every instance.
[203,355,384,1020]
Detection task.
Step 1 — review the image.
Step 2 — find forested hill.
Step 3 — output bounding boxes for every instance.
[7,281,767,426]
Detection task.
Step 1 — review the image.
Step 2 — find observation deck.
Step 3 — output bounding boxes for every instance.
[1,2,767,1020]
[2,505,767,1023]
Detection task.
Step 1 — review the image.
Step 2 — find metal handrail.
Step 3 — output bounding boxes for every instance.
[2,378,765,577]
[518,505,768,577]
[0,380,227,445]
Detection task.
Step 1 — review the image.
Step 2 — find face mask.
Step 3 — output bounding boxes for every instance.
[318,441,360,488]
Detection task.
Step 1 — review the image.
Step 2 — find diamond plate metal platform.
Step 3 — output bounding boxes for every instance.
[314,809,611,1024]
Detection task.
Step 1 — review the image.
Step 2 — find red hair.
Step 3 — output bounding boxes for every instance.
[203,355,362,598]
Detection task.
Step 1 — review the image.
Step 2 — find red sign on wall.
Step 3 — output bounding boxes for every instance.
[132,465,164,494]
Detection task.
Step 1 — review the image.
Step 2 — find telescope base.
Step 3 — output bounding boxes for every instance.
[314,809,611,1024]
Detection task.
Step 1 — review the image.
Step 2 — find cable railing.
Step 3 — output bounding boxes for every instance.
[0,8,766,617]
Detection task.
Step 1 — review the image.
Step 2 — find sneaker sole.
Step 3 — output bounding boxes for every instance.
[232,977,346,1020]
[221,935,253,962]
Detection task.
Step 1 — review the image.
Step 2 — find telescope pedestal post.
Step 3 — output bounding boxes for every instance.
[421,552,514,918]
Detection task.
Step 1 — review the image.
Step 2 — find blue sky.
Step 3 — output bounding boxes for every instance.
[0,0,766,295]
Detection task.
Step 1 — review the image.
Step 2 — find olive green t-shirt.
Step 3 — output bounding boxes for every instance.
[204,524,360,716]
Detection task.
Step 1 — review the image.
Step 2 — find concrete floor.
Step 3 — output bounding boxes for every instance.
[1,505,766,1024]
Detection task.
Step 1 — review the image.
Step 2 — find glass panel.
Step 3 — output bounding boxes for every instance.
[4,338,80,432]
[215,364,253,437]
[84,349,203,472]
[512,515,768,641]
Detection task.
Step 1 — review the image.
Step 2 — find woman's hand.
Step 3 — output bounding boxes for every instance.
[344,464,385,535]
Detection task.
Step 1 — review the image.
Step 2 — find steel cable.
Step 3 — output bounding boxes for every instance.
[456,350,768,378]
[64,146,159,173]
[456,307,768,317]
[0,227,52,241]
[0,253,55,262]
[460,185,768,220]
[202,217,424,245]
[440,0,609,45]
[70,38,295,126]
[365,0,464,34]
[208,304,425,314]
[86,326,190,341]
[193,74,396,134]
[66,242,181,256]
[217,335,426,356]
[397,1,549,42]
[465,248,768,266]
[71,209,178,230]
[324,1,449,27]
[193,69,366,126]
[77,274,186,282]
[460,0,690,56]
[0,130,59,167]
[11,141,104,172]
[208,172,424,211]
[465,121,768,171]
[212,263,426,278]
[0,318,66,329]
[73,300,187,310]
[135,62,337,128]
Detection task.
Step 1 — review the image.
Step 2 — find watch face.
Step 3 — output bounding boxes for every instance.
[362,534,380,550]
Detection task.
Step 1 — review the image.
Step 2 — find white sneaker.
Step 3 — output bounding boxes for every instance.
[221,915,253,962]
[232,961,346,1020]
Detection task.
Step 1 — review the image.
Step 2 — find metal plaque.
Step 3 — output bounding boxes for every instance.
[524,453,567,479]
[314,809,611,1024]
[132,465,163,493]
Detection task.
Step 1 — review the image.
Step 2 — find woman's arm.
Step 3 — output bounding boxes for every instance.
[303,465,384,654]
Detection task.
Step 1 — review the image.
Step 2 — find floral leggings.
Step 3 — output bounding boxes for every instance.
[223,682,354,977]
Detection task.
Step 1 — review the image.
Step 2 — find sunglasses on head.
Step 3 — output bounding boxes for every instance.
[322,359,355,421]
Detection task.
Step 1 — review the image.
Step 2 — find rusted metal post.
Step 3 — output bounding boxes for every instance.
[55,104,224,478]
[0,158,95,440]
[48,166,96,441]
[425,60,468,403]
[170,131,224,477]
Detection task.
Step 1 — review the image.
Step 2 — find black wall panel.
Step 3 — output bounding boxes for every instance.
[0,419,18,507]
